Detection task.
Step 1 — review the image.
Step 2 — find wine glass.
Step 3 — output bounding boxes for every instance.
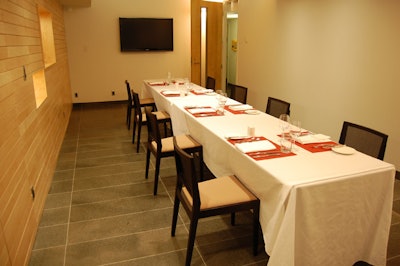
[278,114,291,133]
[216,91,227,114]
[290,120,301,142]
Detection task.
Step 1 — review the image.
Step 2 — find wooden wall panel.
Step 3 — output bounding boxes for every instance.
[0,0,72,264]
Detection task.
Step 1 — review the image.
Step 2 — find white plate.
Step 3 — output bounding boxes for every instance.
[205,92,216,96]
[332,146,356,155]
[245,110,260,115]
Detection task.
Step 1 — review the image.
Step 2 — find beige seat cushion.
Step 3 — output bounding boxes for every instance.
[140,97,155,105]
[182,175,257,210]
[138,110,170,122]
[151,134,201,153]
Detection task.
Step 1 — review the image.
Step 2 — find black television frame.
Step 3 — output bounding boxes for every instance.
[119,17,174,52]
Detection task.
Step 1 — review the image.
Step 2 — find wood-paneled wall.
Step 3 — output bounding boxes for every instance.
[0,0,72,265]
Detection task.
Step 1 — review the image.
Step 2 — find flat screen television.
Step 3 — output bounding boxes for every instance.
[119,17,173,52]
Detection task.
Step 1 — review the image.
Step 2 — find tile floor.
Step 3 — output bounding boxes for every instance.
[29,102,400,266]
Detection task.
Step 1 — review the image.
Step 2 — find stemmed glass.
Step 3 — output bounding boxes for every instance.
[279,114,291,152]
[290,120,301,150]
[184,78,191,95]
[278,114,291,133]
[216,91,227,114]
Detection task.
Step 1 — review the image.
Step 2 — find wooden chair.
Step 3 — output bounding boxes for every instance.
[205,76,216,91]
[125,80,156,130]
[145,109,203,195]
[265,97,291,118]
[131,91,170,153]
[339,121,388,160]
[171,137,260,266]
[227,83,248,104]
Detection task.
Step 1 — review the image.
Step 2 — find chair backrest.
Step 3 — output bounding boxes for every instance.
[131,91,143,119]
[173,137,201,209]
[206,76,216,91]
[266,97,291,118]
[339,121,388,160]
[145,108,162,151]
[125,80,132,105]
[228,83,248,104]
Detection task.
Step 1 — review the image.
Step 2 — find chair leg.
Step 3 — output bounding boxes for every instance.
[253,206,260,256]
[126,106,131,129]
[185,218,199,266]
[153,156,161,195]
[132,119,137,144]
[171,194,180,236]
[145,148,151,179]
[230,212,236,226]
[136,121,142,153]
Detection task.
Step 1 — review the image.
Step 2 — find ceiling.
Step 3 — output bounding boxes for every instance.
[59,0,91,8]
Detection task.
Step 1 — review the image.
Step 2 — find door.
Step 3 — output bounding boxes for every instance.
[191,0,223,89]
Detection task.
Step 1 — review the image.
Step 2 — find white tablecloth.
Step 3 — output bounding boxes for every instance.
[143,80,395,266]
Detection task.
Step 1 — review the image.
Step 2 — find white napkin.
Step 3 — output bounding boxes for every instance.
[148,81,165,86]
[194,89,213,93]
[161,90,180,95]
[297,134,331,144]
[235,140,276,153]
[229,104,253,111]
[188,107,216,114]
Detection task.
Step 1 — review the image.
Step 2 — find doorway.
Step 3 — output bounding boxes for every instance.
[191,0,223,89]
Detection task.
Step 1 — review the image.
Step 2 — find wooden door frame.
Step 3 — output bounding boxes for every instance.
[191,0,223,89]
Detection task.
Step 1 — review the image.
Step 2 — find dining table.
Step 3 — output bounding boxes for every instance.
[142,79,396,266]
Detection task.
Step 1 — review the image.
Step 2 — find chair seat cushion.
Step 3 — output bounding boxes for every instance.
[140,97,155,106]
[138,110,170,122]
[153,111,170,120]
[151,134,201,153]
[182,175,257,210]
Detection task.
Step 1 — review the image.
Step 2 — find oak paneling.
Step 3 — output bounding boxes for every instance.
[0,0,72,264]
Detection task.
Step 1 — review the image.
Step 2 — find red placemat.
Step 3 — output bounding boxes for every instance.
[148,81,167,86]
[296,141,338,153]
[184,107,222,117]
[224,106,248,114]
[227,136,296,160]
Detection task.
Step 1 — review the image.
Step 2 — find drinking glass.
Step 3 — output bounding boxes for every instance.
[290,120,301,142]
[217,91,227,114]
[278,114,291,133]
[184,78,191,95]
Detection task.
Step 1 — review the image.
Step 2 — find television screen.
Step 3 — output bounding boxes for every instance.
[119,18,173,52]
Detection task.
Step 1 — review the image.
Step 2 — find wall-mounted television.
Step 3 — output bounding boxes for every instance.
[119,17,173,52]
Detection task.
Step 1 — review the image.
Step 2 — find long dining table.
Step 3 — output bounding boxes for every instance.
[142,80,395,266]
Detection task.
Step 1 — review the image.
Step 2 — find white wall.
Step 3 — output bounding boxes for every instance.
[237,0,400,170]
[64,0,191,103]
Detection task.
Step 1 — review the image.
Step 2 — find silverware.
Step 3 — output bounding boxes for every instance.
[249,151,282,156]
[251,152,282,158]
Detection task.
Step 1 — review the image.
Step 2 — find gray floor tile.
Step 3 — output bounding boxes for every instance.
[65,226,188,266]
[39,207,70,227]
[44,193,71,209]
[49,180,73,194]
[68,207,177,244]
[387,223,400,259]
[74,162,146,179]
[33,224,68,249]
[29,246,66,266]
[69,193,172,222]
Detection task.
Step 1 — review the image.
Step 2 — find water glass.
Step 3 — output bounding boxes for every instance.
[280,132,292,153]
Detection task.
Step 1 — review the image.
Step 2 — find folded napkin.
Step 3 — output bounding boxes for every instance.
[187,107,216,114]
[194,89,213,94]
[235,140,276,153]
[161,90,180,95]
[148,81,166,86]
[229,104,253,111]
[297,134,331,144]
